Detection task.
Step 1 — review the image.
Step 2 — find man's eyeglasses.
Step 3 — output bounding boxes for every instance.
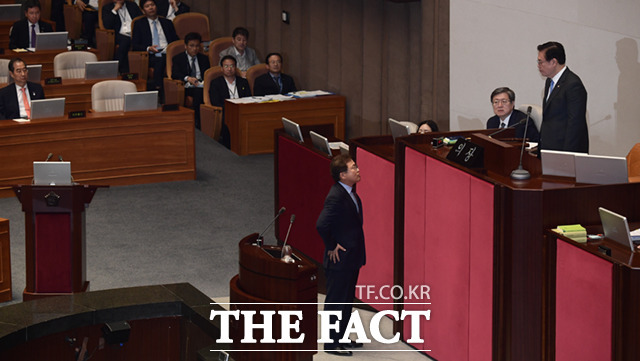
[492,99,511,106]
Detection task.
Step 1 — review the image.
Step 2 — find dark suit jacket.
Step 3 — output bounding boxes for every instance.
[0,82,45,119]
[101,1,143,35]
[486,108,540,142]
[131,16,179,52]
[540,67,589,153]
[208,76,251,108]
[252,72,297,96]
[9,19,54,49]
[172,52,210,82]
[316,183,366,271]
[156,0,190,18]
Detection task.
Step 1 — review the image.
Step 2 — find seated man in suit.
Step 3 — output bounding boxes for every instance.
[253,52,297,96]
[102,0,143,73]
[132,0,179,93]
[156,0,189,21]
[486,87,540,142]
[219,27,260,77]
[73,0,99,47]
[209,55,251,148]
[9,0,54,49]
[172,32,210,129]
[0,58,45,120]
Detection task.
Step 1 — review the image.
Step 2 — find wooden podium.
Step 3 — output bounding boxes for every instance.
[13,184,103,300]
[229,233,318,361]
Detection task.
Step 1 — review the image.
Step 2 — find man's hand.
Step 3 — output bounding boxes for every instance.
[169,0,178,11]
[327,243,346,263]
[148,45,161,54]
[186,76,199,86]
[76,0,87,11]
[113,0,124,11]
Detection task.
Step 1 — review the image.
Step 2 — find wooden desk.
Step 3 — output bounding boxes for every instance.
[0,107,195,198]
[225,95,345,155]
[43,78,146,113]
[0,49,100,79]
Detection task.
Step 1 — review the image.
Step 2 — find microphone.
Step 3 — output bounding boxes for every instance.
[58,155,64,162]
[45,153,53,161]
[256,206,286,246]
[281,214,296,258]
[488,117,526,137]
[510,106,532,180]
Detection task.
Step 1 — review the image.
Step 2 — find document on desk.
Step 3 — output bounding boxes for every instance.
[12,118,30,123]
[329,141,348,150]
[226,94,294,104]
[289,90,333,98]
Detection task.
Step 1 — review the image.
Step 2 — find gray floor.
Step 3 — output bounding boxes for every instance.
[0,130,429,359]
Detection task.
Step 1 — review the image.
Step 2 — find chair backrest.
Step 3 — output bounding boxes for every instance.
[54,51,98,78]
[98,0,116,30]
[398,121,418,134]
[173,12,210,42]
[0,59,10,83]
[245,63,268,94]
[202,66,223,106]
[130,14,146,40]
[208,37,233,68]
[517,104,543,132]
[91,80,138,112]
[627,143,640,178]
[164,40,185,79]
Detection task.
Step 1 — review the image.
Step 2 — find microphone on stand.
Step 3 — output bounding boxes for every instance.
[281,214,296,259]
[256,206,286,246]
[45,153,53,161]
[510,106,533,180]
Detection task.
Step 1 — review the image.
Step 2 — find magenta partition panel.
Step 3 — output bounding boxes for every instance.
[355,148,395,311]
[277,136,334,263]
[555,240,612,361]
[403,147,494,360]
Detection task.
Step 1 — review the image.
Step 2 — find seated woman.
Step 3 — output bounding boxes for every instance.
[416,120,439,134]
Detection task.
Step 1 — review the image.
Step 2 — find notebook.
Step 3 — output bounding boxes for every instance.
[85,61,119,80]
[33,161,72,185]
[389,118,411,142]
[30,98,65,120]
[599,207,636,252]
[540,149,584,177]
[123,91,158,112]
[574,153,628,185]
[31,32,69,51]
[309,131,332,157]
[281,117,303,142]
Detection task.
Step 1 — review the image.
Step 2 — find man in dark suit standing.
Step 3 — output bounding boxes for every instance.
[155,0,189,21]
[486,87,539,141]
[0,58,45,120]
[172,32,210,129]
[209,55,251,148]
[102,0,143,73]
[316,154,366,356]
[537,41,588,153]
[253,53,297,96]
[9,1,54,49]
[132,0,179,93]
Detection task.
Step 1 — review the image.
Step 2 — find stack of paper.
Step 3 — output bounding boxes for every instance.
[553,224,587,243]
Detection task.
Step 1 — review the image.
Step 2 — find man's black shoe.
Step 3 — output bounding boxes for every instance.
[342,340,364,348]
[324,345,353,356]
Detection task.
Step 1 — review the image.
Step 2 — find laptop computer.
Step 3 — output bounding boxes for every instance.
[389,118,411,142]
[123,91,158,112]
[574,153,628,185]
[30,98,65,120]
[0,4,22,22]
[32,32,69,51]
[339,143,350,156]
[85,61,119,80]
[599,207,636,252]
[540,149,585,177]
[309,131,332,157]
[33,161,72,185]
[281,117,303,142]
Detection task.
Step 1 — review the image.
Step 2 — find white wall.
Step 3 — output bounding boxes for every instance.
[451,0,640,156]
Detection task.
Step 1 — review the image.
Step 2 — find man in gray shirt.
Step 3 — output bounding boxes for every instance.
[219,27,259,77]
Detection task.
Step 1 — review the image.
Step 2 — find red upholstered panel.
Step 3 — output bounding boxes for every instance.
[556,239,612,361]
[277,137,334,263]
[35,213,72,292]
[468,178,494,361]
[356,148,395,311]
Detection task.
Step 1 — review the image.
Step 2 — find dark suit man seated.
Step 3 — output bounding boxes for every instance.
[0,58,45,120]
[172,32,210,129]
[102,0,143,73]
[73,0,99,47]
[252,52,297,96]
[486,87,540,142]
[156,0,189,21]
[209,55,251,148]
[9,1,54,49]
[131,0,179,93]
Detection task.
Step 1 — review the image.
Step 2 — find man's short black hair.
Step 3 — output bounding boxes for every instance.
[265,52,282,64]
[140,0,156,8]
[220,55,237,67]
[24,0,41,11]
[330,154,352,183]
[232,27,249,39]
[9,58,25,73]
[490,87,515,103]
[184,32,202,44]
[537,41,566,65]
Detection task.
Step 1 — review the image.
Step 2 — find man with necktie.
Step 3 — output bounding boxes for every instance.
[172,32,210,129]
[9,1,54,50]
[0,58,45,120]
[486,87,539,141]
[537,41,588,153]
[316,154,366,356]
[252,53,297,96]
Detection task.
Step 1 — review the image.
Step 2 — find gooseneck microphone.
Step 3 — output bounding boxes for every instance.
[256,207,286,246]
[281,214,296,258]
[510,106,532,180]
[45,153,53,161]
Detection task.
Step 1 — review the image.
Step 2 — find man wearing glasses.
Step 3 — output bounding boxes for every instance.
[486,86,539,141]
[0,58,45,120]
